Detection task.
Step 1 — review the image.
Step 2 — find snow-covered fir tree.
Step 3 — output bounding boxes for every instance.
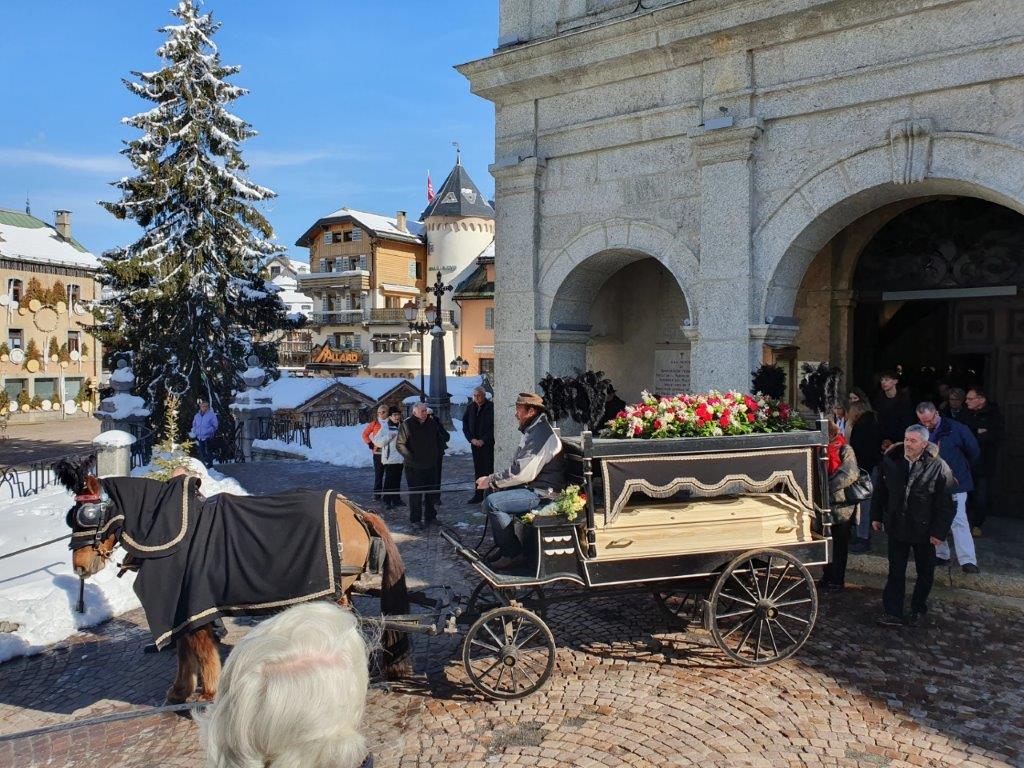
[97,0,290,443]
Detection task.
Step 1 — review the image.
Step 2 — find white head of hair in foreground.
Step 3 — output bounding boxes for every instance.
[199,601,370,768]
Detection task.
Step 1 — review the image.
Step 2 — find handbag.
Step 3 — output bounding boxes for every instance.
[844,468,873,503]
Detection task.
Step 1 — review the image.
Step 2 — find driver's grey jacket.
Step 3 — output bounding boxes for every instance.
[489,413,566,497]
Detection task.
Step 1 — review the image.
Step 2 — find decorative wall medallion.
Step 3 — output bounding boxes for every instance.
[33,307,59,333]
[957,311,992,343]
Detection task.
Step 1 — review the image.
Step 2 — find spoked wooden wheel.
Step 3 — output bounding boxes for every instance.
[709,548,818,666]
[466,579,504,618]
[462,606,555,700]
[653,587,702,628]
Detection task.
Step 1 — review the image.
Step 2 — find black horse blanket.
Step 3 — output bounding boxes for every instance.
[99,476,341,649]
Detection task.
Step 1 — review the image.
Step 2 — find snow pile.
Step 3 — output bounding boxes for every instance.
[93,430,136,448]
[254,419,471,466]
[97,392,151,420]
[131,456,248,497]
[249,374,335,410]
[109,366,136,384]
[0,463,246,664]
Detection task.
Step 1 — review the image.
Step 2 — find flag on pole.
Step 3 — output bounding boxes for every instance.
[426,171,435,204]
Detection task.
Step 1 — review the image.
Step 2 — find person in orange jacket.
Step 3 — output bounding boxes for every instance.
[362,404,389,501]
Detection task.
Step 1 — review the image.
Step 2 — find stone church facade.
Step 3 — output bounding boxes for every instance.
[460,0,1024,493]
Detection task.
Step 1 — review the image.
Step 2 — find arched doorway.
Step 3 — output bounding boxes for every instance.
[791,196,1024,517]
[547,251,691,405]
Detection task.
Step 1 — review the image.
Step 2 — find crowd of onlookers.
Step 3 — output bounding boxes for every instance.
[822,371,1003,627]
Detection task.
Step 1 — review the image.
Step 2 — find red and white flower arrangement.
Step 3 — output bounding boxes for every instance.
[603,390,803,439]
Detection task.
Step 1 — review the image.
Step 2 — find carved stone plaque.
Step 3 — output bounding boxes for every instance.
[653,349,691,395]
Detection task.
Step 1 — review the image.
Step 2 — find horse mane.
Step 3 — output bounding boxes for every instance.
[359,511,411,677]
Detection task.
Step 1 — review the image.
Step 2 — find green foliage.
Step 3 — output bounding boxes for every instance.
[47,280,66,307]
[0,342,9,358]
[17,389,31,409]
[95,0,290,443]
[48,337,60,360]
[58,342,71,363]
[29,395,43,410]
[147,395,197,481]
[23,278,44,305]
[0,390,9,414]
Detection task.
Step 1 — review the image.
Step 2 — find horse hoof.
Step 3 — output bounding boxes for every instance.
[165,689,190,705]
[198,691,217,702]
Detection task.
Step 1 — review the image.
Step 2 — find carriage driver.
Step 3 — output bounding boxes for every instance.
[475,392,567,569]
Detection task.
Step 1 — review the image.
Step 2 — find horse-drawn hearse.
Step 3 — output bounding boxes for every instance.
[58,416,832,703]
[439,421,833,699]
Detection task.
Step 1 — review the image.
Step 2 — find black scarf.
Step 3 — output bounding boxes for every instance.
[101,476,342,649]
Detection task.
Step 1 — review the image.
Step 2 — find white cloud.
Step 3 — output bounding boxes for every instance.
[0,148,127,175]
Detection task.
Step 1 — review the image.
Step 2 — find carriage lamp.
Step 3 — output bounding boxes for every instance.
[404,300,431,402]
[450,356,469,376]
[424,303,438,326]
[403,300,418,323]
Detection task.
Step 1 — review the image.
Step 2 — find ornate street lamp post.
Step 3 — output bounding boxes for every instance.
[403,299,432,403]
[425,271,455,429]
[450,355,469,377]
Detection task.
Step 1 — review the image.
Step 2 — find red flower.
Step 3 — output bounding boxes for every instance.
[780,404,791,418]
[746,412,755,423]
[695,404,711,422]
[653,419,663,430]
[617,410,626,419]
[718,414,731,428]
[633,425,643,436]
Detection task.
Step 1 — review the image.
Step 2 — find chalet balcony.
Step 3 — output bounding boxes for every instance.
[297,269,370,293]
[309,310,365,327]
[365,308,457,326]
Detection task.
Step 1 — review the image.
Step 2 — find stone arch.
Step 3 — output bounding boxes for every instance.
[755,132,1024,322]
[538,219,698,329]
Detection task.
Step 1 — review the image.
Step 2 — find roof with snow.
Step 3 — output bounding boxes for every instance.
[295,208,425,248]
[265,254,310,274]
[453,240,495,300]
[0,208,99,271]
[420,161,495,221]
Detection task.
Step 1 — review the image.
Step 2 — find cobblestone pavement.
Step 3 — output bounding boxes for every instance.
[1,457,1022,767]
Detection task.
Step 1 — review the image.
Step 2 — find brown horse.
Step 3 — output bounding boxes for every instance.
[57,462,410,704]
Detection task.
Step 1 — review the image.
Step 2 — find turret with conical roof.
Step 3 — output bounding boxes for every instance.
[422,153,495,282]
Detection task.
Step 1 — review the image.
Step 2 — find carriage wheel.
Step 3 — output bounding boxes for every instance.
[708,548,818,666]
[653,587,701,628]
[462,606,555,700]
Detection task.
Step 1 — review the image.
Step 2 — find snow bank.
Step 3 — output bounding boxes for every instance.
[254,419,471,467]
[250,374,334,410]
[93,430,136,448]
[0,463,246,664]
[109,366,136,384]
[402,375,489,405]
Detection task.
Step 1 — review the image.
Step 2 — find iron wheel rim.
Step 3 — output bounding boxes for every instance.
[709,548,818,666]
[462,606,555,700]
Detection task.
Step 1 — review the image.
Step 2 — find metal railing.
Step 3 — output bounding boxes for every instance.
[365,308,456,325]
[310,310,365,326]
[0,449,97,500]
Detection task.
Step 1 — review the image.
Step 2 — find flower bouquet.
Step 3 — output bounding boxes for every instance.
[522,484,588,525]
[603,390,803,439]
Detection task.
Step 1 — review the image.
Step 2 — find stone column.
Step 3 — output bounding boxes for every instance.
[92,431,135,477]
[830,290,857,389]
[230,364,271,463]
[689,118,763,392]
[491,155,546,467]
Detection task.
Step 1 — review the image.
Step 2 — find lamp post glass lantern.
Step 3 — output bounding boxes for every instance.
[450,355,469,376]
[404,299,430,402]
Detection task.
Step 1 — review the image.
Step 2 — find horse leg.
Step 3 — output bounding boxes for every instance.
[194,626,221,702]
[166,633,199,704]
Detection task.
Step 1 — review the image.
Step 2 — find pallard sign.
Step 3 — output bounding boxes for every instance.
[311,346,362,365]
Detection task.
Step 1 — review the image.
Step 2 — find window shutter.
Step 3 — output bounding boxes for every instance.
[484,308,495,329]
[359,254,367,271]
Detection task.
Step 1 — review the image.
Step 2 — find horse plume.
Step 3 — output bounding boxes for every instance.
[751,363,787,400]
[539,370,611,431]
[52,458,90,494]
[799,363,842,416]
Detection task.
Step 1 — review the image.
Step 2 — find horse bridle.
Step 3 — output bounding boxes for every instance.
[71,491,119,559]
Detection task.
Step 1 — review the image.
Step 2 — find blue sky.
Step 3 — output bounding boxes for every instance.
[0,1,497,262]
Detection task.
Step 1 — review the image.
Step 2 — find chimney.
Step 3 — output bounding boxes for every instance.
[54,210,72,240]
[396,210,407,232]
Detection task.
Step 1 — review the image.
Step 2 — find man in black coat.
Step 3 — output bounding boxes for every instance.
[872,371,916,450]
[397,402,447,528]
[872,424,956,626]
[963,386,1004,535]
[462,387,494,503]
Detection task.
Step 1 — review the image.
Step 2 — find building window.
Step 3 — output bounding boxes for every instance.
[34,378,57,401]
[7,278,23,303]
[8,329,23,349]
[358,254,367,271]
[301,304,312,310]
[479,358,494,380]
[67,331,80,353]
[4,379,26,401]
[484,307,495,330]
[66,284,80,306]
[344,229,362,242]
[408,262,416,280]
[269,266,281,277]
[65,378,84,400]
[319,259,328,272]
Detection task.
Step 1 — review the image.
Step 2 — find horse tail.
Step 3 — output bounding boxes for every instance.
[360,511,411,678]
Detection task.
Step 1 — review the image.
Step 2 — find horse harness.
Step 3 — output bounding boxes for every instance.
[339,509,387,579]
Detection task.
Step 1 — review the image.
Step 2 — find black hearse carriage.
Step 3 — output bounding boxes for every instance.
[441,421,832,700]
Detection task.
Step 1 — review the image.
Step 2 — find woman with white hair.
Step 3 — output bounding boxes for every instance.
[199,601,372,768]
